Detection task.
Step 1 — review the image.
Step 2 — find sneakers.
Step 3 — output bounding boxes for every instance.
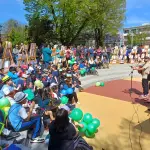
[140,94,148,99]
[5,131,20,140]
[30,137,45,143]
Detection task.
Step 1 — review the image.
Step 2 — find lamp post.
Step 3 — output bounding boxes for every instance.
[0,25,2,43]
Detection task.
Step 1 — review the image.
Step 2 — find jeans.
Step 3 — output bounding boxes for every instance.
[142,79,149,95]
[19,116,41,139]
[44,62,50,68]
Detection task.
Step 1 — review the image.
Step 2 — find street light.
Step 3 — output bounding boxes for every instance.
[0,25,2,43]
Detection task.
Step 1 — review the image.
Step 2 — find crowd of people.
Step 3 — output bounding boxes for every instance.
[0,42,150,150]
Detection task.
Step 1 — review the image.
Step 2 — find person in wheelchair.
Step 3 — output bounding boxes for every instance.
[8,92,45,143]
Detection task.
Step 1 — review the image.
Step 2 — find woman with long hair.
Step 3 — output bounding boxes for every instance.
[48,108,77,150]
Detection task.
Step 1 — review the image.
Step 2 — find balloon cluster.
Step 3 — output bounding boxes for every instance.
[60,86,74,104]
[95,81,105,87]
[69,108,100,138]
[68,58,76,65]
[0,97,10,117]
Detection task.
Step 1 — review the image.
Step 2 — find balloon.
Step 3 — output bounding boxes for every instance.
[0,97,10,108]
[60,96,68,104]
[64,85,68,90]
[83,69,86,73]
[61,89,67,95]
[70,61,74,65]
[70,108,83,121]
[91,67,95,71]
[67,88,73,94]
[100,82,105,87]
[3,107,10,116]
[87,123,97,134]
[95,82,100,87]
[80,70,85,75]
[78,122,87,132]
[85,130,95,138]
[92,118,100,128]
[68,60,71,64]
[83,113,93,124]
[34,80,41,87]
[72,58,75,62]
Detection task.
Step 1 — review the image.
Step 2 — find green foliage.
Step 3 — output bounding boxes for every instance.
[23,0,125,46]
[2,19,27,47]
[127,33,147,46]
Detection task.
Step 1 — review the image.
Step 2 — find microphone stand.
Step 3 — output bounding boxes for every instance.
[129,69,134,96]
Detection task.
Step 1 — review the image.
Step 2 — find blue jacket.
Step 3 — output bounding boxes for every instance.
[42,47,52,62]
[7,71,18,81]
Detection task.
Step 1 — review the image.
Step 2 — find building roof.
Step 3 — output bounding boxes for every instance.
[124,24,150,30]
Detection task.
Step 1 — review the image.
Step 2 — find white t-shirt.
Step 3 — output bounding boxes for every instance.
[18,107,28,119]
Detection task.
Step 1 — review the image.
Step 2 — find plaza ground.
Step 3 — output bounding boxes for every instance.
[31,64,150,150]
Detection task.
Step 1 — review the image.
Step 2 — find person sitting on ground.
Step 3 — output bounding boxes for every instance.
[8,92,45,143]
[0,76,15,98]
[7,66,24,87]
[48,108,78,150]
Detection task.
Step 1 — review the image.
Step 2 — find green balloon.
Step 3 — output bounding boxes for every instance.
[72,58,75,62]
[83,69,86,73]
[100,82,105,87]
[95,82,100,87]
[85,130,95,138]
[80,70,85,75]
[70,108,83,121]
[91,67,95,71]
[87,123,97,134]
[2,107,10,116]
[83,113,93,124]
[70,61,74,65]
[78,122,87,132]
[0,98,10,108]
[92,118,100,128]
[60,96,68,104]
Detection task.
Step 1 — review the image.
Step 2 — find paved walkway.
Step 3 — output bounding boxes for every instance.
[31,64,147,150]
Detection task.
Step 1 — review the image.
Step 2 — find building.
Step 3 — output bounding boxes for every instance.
[123,23,150,45]
[104,33,124,47]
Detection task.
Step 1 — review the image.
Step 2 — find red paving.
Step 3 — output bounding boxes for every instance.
[85,80,143,102]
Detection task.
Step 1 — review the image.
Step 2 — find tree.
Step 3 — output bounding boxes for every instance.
[24,0,125,46]
[2,19,27,46]
[24,0,98,46]
[89,0,126,47]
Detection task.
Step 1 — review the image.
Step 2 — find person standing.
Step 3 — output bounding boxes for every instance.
[13,45,19,64]
[106,46,112,63]
[42,44,52,68]
[133,56,150,99]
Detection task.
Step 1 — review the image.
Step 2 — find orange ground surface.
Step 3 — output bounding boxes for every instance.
[77,78,150,150]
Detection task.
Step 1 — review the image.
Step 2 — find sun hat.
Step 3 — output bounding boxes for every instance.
[14,92,28,103]
[2,75,11,83]
[3,87,11,95]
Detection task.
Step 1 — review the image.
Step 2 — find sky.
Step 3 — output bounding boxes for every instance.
[0,0,150,28]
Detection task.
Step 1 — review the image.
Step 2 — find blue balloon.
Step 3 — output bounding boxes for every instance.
[67,88,73,94]
[64,85,68,90]
[61,89,67,95]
